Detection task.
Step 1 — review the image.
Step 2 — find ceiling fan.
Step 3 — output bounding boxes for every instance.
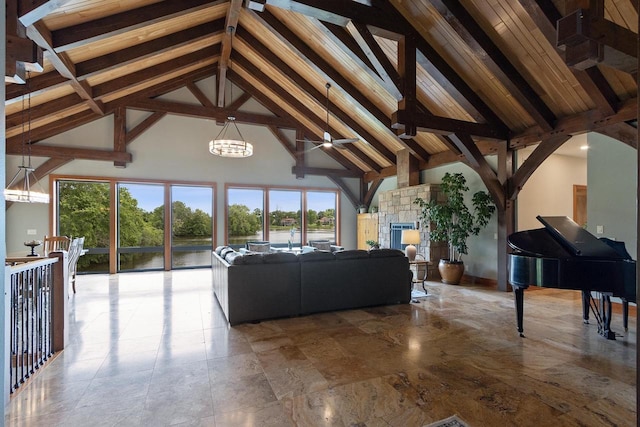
[298,83,359,152]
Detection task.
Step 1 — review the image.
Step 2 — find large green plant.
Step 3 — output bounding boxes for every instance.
[414,172,496,262]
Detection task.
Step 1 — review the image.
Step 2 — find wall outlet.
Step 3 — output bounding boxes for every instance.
[27,229,37,235]
[596,225,604,234]
[493,233,498,240]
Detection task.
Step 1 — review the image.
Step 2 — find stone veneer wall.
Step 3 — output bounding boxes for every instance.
[377,184,448,277]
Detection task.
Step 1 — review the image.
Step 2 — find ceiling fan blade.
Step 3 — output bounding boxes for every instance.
[333,138,359,145]
[295,139,323,144]
[302,144,324,154]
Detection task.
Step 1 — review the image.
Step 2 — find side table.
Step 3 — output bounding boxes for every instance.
[409,256,430,294]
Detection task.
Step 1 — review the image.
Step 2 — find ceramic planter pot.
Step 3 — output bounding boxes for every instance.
[438,259,464,285]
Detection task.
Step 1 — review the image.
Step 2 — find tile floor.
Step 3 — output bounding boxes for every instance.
[4,269,637,426]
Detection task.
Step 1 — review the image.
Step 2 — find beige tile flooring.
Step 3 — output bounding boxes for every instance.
[4,269,637,426]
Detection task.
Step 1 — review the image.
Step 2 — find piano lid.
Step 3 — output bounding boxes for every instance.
[536,216,620,258]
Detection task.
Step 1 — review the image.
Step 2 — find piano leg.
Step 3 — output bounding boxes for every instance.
[514,287,525,337]
[581,290,590,324]
[599,293,616,340]
[623,299,629,331]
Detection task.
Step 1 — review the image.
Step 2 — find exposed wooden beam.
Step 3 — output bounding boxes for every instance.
[317,21,392,98]
[256,0,405,34]
[18,0,74,27]
[517,0,619,116]
[92,46,220,100]
[76,21,225,79]
[431,0,556,132]
[26,21,104,114]
[50,0,219,52]
[376,2,509,129]
[217,0,242,107]
[397,32,417,137]
[363,179,383,208]
[126,112,167,145]
[6,144,132,163]
[448,133,504,208]
[392,110,509,140]
[291,166,362,178]
[229,70,363,172]
[249,11,421,161]
[113,107,127,168]
[128,98,296,128]
[511,97,637,147]
[346,21,402,99]
[507,134,571,200]
[557,8,638,73]
[593,123,638,149]
[328,176,359,209]
[234,27,395,164]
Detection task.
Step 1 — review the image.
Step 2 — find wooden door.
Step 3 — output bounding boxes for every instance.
[573,185,587,227]
[357,213,379,249]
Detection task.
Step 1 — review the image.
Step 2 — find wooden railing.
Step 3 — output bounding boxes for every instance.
[5,252,67,396]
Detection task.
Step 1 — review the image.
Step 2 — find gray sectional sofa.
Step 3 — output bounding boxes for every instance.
[212,246,412,325]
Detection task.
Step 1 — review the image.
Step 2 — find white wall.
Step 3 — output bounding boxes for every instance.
[516,147,587,231]
[5,80,359,255]
[586,133,637,257]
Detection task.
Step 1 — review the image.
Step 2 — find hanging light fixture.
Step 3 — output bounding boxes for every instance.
[208,116,253,158]
[208,81,253,158]
[5,73,50,203]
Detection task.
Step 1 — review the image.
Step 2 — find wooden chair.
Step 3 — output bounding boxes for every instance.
[43,235,71,256]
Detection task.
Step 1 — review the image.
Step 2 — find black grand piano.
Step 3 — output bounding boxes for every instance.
[508,216,636,339]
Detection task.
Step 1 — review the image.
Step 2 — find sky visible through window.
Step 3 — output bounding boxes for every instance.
[228,188,335,211]
[124,183,213,213]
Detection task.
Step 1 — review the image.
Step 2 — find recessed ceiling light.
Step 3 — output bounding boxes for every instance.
[580,145,589,150]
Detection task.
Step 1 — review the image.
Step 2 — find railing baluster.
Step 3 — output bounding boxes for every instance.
[6,257,59,394]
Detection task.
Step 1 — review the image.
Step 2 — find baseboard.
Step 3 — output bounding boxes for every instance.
[461,274,497,287]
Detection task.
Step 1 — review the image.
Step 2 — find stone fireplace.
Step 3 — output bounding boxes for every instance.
[377,184,448,276]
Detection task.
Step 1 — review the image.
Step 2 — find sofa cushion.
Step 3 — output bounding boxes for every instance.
[263,252,299,264]
[215,245,229,255]
[298,251,335,262]
[225,251,244,265]
[334,249,369,260]
[224,249,239,263]
[309,240,331,251]
[247,242,271,253]
[368,248,405,258]
[220,247,235,260]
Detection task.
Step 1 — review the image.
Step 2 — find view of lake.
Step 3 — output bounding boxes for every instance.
[80,229,336,273]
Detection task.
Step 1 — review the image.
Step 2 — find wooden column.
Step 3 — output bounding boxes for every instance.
[50,252,69,352]
[396,149,419,188]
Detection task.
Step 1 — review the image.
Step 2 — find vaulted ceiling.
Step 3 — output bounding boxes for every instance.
[5,0,639,207]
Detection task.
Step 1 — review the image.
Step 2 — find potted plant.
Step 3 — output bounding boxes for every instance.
[366,240,380,250]
[414,172,495,284]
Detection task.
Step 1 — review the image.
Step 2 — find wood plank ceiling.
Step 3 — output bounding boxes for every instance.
[5,0,639,207]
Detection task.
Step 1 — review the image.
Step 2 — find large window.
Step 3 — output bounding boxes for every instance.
[55,177,215,273]
[306,191,337,243]
[171,185,213,268]
[227,188,264,247]
[117,183,165,271]
[226,185,339,247]
[58,181,111,273]
[268,190,302,246]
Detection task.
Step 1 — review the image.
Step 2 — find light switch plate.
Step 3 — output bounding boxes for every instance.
[596,225,604,234]
[27,229,37,235]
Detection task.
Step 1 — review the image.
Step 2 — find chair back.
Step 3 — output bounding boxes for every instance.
[43,235,71,256]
